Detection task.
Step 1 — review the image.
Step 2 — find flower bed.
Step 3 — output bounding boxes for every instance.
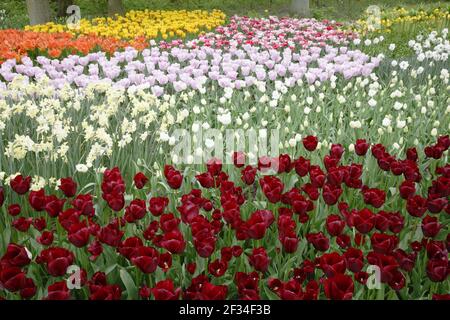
[183,16,356,50]
[25,9,226,41]
[0,29,147,64]
[0,136,448,300]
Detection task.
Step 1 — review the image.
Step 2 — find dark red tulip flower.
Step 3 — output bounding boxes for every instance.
[28,189,46,211]
[45,281,70,300]
[158,252,172,272]
[12,217,32,232]
[259,176,284,203]
[59,177,77,197]
[421,215,442,238]
[248,247,270,272]
[124,199,147,223]
[235,271,260,300]
[233,151,246,168]
[196,172,215,188]
[370,233,398,254]
[208,259,228,277]
[350,208,375,234]
[159,213,180,232]
[133,172,148,189]
[164,165,183,189]
[186,263,196,275]
[322,184,343,205]
[10,175,32,195]
[149,196,169,216]
[1,243,31,267]
[399,180,415,199]
[361,186,386,208]
[45,195,66,217]
[68,222,91,247]
[355,139,369,156]
[319,252,347,277]
[20,278,37,299]
[198,282,228,300]
[98,223,124,247]
[294,156,310,177]
[324,274,354,300]
[160,230,186,254]
[303,135,318,151]
[71,194,95,217]
[309,166,326,188]
[393,249,417,272]
[344,247,364,273]
[326,214,345,236]
[37,247,74,277]
[130,246,159,273]
[406,195,427,217]
[152,279,181,300]
[406,147,418,162]
[32,217,46,231]
[426,259,448,282]
[241,165,257,185]
[7,204,21,217]
[37,231,54,246]
[306,232,330,252]
[139,285,151,299]
[89,284,122,300]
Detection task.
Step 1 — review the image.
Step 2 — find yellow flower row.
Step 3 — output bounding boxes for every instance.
[25,9,226,40]
[352,7,449,35]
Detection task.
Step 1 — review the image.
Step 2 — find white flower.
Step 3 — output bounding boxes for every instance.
[382,117,391,127]
[288,138,296,147]
[399,61,409,70]
[76,164,88,173]
[350,120,362,129]
[389,43,396,51]
[217,112,231,125]
[431,128,438,136]
[396,120,406,129]
[205,138,215,149]
[193,105,201,114]
[192,123,200,133]
[393,102,404,110]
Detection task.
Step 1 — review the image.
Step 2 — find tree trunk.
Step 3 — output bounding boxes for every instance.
[26,0,52,25]
[108,0,125,16]
[291,0,310,17]
[57,0,74,18]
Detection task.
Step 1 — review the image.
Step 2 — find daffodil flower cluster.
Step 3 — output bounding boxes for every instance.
[353,6,449,35]
[25,9,226,40]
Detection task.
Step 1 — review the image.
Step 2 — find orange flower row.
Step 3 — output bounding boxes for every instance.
[0,30,148,64]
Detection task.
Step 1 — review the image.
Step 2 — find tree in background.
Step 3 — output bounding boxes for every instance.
[108,0,125,16]
[26,0,51,25]
[291,0,310,17]
[56,0,74,18]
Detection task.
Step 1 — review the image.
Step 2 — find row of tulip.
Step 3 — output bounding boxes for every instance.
[0,136,448,300]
